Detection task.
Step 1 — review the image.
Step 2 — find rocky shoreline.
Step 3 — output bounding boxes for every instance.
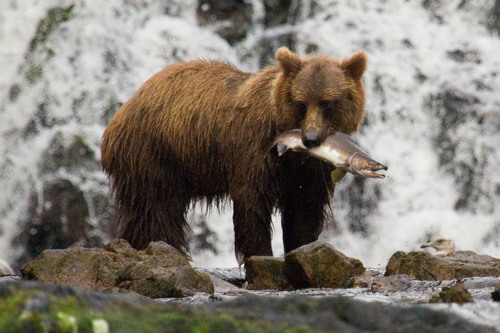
[1,276,498,333]
[1,239,500,332]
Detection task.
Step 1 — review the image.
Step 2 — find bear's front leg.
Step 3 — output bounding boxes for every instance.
[278,162,333,254]
[232,196,273,266]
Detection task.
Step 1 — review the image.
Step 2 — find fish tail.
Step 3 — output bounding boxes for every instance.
[276,142,288,156]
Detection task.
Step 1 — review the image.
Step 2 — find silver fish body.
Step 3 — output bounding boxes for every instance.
[273,129,387,179]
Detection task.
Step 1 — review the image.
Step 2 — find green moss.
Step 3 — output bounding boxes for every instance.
[428,294,442,303]
[0,287,323,333]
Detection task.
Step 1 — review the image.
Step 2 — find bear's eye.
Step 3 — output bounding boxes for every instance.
[319,100,340,117]
[295,101,307,117]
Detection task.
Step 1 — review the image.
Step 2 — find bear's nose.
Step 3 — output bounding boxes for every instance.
[302,129,321,148]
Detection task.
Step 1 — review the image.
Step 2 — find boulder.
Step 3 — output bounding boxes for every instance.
[385,250,500,281]
[284,241,365,289]
[245,256,292,291]
[429,283,474,304]
[21,239,214,298]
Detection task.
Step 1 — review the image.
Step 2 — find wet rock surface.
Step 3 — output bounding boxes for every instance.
[21,239,214,298]
[385,250,500,281]
[284,241,365,289]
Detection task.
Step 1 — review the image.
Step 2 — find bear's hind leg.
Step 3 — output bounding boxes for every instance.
[116,193,190,253]
[232,196,273,265]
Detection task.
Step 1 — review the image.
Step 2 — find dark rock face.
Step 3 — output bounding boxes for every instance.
[492,284,500,301]
[284,241,365,289]
[13,178,108,269]
[385,250,500,281]
[424,87,499,213]
[429,283,474,304]
[245,256,292,291]
[197,0,253,45]
[334,176,382,236]
[21,240,214,298]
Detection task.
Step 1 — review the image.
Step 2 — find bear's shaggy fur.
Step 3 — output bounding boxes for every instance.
[101,47,367,264]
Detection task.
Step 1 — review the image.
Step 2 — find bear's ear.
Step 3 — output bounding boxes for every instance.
[276,47,302,76]
[341,51,367,80]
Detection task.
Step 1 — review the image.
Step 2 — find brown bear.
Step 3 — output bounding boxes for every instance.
[101,47,367,265]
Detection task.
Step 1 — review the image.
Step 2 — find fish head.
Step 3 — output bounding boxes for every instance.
[349,152,387,178]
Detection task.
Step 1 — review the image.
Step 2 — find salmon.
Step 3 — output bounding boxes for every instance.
[273,129,387,181]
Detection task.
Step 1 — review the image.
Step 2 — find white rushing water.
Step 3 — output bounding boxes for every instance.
[0,0,499,274]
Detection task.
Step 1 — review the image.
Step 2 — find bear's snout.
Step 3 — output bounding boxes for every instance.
[302,128,321,148]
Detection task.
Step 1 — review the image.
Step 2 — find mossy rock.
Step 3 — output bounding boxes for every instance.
[428,283,474,304]
[245,256,293,291]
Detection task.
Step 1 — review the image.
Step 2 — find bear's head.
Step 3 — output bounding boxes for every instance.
[273,47,367,148]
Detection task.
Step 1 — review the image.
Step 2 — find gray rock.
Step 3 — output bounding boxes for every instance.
[284,241,365,289]
[348,269,382,288]
[21,239,214,298]
[370,274,413,293]
[385,250,500,281]
[245,256,292,291]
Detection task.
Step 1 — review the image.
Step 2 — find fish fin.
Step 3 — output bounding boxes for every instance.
[331,169,348,184]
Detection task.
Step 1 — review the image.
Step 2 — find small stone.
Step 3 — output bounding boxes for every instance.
[429,283,474,304]
[245,257,292,291]
[370,275,412,293]
[348,270,381,288]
